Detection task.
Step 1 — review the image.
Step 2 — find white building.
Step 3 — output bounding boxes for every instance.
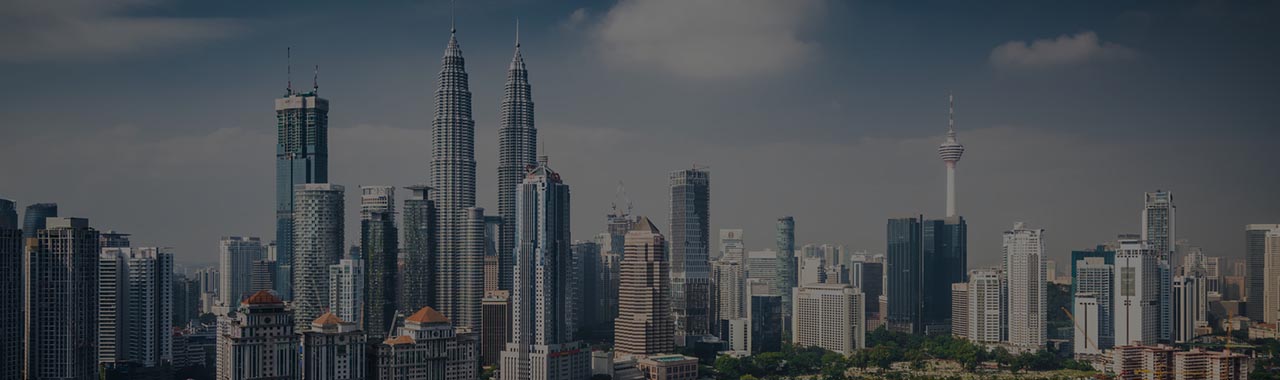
[727,318,749,353]
[792,283,865,355]
[1173,275,1207,343]
[292,183,345,331]
[1073,294,1102,355]
[719,229,745,261]
[360,185,395,221]
[329,259,365,329]
[799,256,826,286]
[747,249,778,289]
[966,269,1004,343]
[217,291,299,380]
[1003,223,1046,349]
[713,258,747,322]
[951,283,968,340]
[218,236,264,307]
[1115,240,1160,346]
[1075,257,1114,349]
[302,312,367,380]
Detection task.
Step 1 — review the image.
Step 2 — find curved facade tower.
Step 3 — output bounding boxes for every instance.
[497,30,536,293]
[431,25,482,330]
[938,94,965,218]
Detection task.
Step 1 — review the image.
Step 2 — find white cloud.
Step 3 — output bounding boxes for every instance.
[561,8,590,31]
[589,0,824,80]
[989,31,1137,69]
[0,0,244,62]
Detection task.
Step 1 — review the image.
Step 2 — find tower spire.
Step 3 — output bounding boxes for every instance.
[450,0,456,35]
[948,92,955,136]
[286,47,292,95]
[515,18,520,47]
[312,65,318,93]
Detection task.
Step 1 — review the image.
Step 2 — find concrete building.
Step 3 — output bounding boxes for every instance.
[249,259,277,295]
[1246,224,1280,321]
[938,93,966,218]
[402,185,437,313]
[26,217,99,380]
[1173,275,1207,343]
[500,156,591,380]
[99,247,174,368]
[636,354,699,380]
[360,185,395,222]
[951,283,968,339]
[293,183,345,331]
[302,312,367,380]
[274,84,329,301]
[216,291,299,380]
[965,269,1004,343]
[1115,240,1160,346]
[329,259,365,330]
[669,168,712,340]
[747,249,778,289]
[1004,223,1046,349]
[718,229,744,261]
[363,210,398,339]
[1264,227,1280,325]
[1073,294,1102,355]
[1143,190,1176,343]
[792,283,865,354]
[712,257,746,338]
[374,306,479,380]
[218,236,265,307]
[1075,256,1115,350]
[614,217,675,356]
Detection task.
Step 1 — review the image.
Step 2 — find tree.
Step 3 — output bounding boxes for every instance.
[715,356,743,380]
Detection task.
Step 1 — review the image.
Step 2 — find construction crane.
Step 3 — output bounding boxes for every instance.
[1061,307,1097,352]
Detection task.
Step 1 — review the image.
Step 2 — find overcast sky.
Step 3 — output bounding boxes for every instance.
[2,0,1278,272]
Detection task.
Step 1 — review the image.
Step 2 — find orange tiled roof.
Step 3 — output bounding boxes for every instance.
[312,312,344,326]
[405,306,450,324]
[242,290,282,305]
[384,335,415,345]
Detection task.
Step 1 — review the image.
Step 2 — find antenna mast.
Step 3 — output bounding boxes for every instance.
[286,47,292,95]
[313,65,319,92]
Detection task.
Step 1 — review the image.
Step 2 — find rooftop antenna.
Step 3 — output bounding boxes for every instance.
[515,18,520,47]
[948,92,955,134]
[450,0,456,34]
[286,47,293,95]
[313,65,319,93]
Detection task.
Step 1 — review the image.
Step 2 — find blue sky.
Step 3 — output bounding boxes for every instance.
[2,0,1277,270]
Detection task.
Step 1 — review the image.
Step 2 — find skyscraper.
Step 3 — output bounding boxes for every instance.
[712,256,746,339]
[99,247,174,369]
[964,269,1004,343]
[1142,190,1175,343]
[0,199,20,380]
[216,291,300,380]
[719,229,744,261]
[1004,222,1046,349]
[292,183,345,331]
[360,185,395,221]
[26,217,99,380]
[791,283,865,355]
[328,259,364,331]
[571,240,600,338]
[886,216,922,333]
[1172,275,1206,342]
[219,236,265,308]
[669,168,712,340]
[402,185,438,313]
[1264,228,1280,325]
[275,79,329,301]
[497,27,537,294]
[746,280,783,354]
[1115,239,1159,346]
[482,291,511,367]
[775,217,796,334]
[1245,224,1280,321]
[431,22,483,332]
[501,156,590,380]
[615,217,675,356]
[938,94,965,218]
[363,210,398,339]
[1075,256,1115,349]
[922,217,966,333]
[21,202,57,239]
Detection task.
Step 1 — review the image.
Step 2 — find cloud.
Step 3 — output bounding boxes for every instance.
[989,31,1137,69]
[560,8,590,31]
[589,0,824,80]
[0,0,244,62]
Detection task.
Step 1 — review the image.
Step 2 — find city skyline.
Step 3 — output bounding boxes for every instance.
[2,1,1279,273]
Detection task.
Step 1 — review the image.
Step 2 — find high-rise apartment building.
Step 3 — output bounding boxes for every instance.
[1246,224,1280,321]
[26,217,99,380]
[292,183,345,331]
[886,216,922,333]
[964,269,1004,343]
[951,283,968,340]
[1004,223,1046,349]
[1115,240,1160,346]
[792,283,865,354]
[669,168,712,339]
[402,185,437,313]
[0,199,20,380]
[1075,256,1115,350]
[275,83,329,301]
[360,185,395,221]
[363,210,398,339]
[216,291,299,380]
[1142,190,1175,343]
[712,257,746,338]
[219,236,265,307]
[99,247,175,368]
[497,31,537,295]
[328,259,364,331]
[501,156,590,380]
[301,312,367,380]
[1173,275,1207,342]
[614,217,674,356]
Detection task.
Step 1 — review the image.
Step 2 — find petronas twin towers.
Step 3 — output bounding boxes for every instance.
[430,22,536,331]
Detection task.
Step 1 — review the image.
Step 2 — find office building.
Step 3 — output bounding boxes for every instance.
[570,240,599,339]
[1173,275,1207,342]
[1246,224,1280,321]
[1142,190,1175,343]
[886,216,922,333]
[669,168,712,339]
[614,217,675,356]
[402,185,437,313]
[302,312,367,380]
[712,257,746,337]
[275,82,329,301]
[792,283,865,354]
[293,183,345,331]
[249,259,277,295]
[719,229,744,261]
[1075,256,1114,349]
[329,259,364,330]
[22,202,58,239]
[1264,227,1280,325]
[497,30,538,295]
[1115,240,1160,346]
[25,217,99,380]
[1004,222,1046,349]
[850,259,883,321]
[747,281,782,354]
[482,291,511,367]
[636,355,699,380]
[375,306,479,380]
[435,206,487,332]
[501,156,591,380]
[216,290,299,380]
[360,185,395,221]
[219,236,265,307]
[363,210,398,339]
[923,217,966,333]
[775,217,796,336]
[747,249,778,289]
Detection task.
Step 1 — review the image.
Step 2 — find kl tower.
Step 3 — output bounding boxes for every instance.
[938,94,965,217]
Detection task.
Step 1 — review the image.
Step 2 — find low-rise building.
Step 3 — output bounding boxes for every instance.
[636,354,698,380]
